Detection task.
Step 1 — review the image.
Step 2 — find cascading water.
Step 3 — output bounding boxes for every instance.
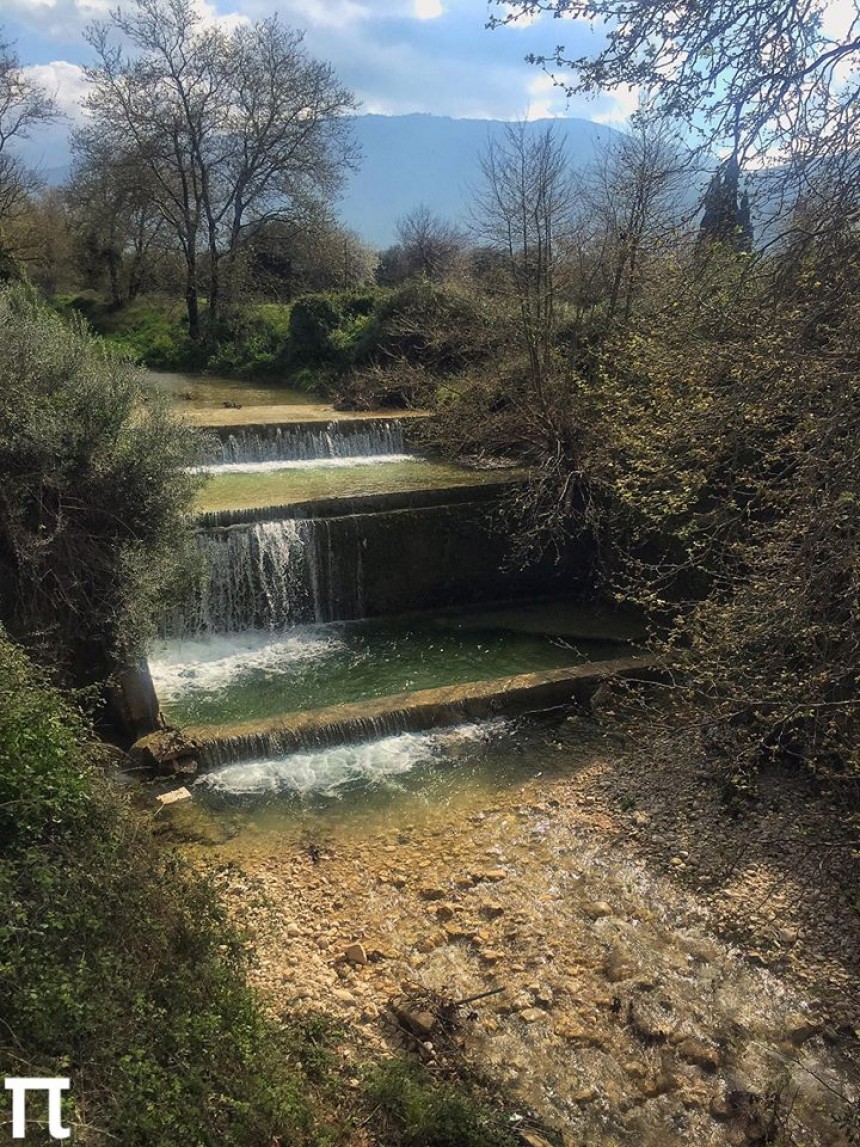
[163,517,366,638]
[212,419,408,468]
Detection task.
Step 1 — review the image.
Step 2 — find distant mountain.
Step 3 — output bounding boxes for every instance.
[39,113,621,250]
[337,113,620,248]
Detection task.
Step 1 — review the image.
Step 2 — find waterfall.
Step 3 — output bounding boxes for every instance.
[215,419,407,466]
[166,517,367,637]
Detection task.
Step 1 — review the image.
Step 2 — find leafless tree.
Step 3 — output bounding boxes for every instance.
[472,121,574,404]
[85,0,357,338]
[580,120,689,324]
[492,0,860,220]
[393,203,463,281]
[0,33,56,234]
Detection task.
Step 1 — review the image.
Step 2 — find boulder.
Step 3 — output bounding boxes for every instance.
[130,730,201,778]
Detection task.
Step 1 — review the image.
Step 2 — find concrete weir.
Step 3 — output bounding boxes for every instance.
[188,657,657,770]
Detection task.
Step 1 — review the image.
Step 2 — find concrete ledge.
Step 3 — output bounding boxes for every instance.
[204,412,429,441]
[195,479,521,527]
[188,656,658,769]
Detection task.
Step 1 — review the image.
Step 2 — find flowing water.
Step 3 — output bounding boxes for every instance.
[151,613,630,728]
[207,419,410,469]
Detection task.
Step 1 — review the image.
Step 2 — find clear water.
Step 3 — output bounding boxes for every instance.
[150,613,632,728]
[196,459,510,513]
[143,369,317,409]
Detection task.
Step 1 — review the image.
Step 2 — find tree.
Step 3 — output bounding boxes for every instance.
[581,119,687,323]
[390,204,464,282]
[0,286,202,710]
[85,0,357,338]
[698,157,753,251]
[0,32,56,274]
[66,129,165,304]
[491,0,860,180]
[472,121,574,404]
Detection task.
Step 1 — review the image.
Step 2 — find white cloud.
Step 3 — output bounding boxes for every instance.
[23,60,88,121]
[414,0,444,18]
[592,83,640,125]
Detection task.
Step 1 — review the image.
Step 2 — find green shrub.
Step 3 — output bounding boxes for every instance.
[0,286,203,686]
[365,1061,519,1147]
[0,633,330,1146]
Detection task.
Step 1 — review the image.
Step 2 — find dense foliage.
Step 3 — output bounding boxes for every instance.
[0,632,321,1145]
[0,287,202,688]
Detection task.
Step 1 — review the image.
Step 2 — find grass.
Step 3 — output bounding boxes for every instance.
[196,460,516,512]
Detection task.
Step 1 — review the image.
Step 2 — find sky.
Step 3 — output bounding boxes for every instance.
[1,0,639,168]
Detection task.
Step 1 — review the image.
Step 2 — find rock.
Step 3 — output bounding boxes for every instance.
[631,811,650,827]
[395,1007,436,1038]
[344,942,367,966]
[130,729,200,778]
[785,1015,823,1046]
[284,923,302,938]
[519,1007,546,1024]
[156,787,191,805]
[472,868,507,882]
[585,901,614,919]
[435,903,457,922]
[479,949,503,965]
[709,1094,733,1121]
[332,989,356,1005]
[573,1086,599,1103]
[442,922,474,942]
[418,886,446,901]
[479,901,505,920]
[677,1037,722,1072]
[520,1133,554,1147]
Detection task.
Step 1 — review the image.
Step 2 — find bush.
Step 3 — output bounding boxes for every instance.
[365,1061,520,1147]
[0,286,203,687]
[0,632,326,1146]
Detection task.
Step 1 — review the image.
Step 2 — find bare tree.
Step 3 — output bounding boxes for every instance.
[394,204,463,281]
[581,120,688,324]
[492,0,860,208]
[0,33,56,241]
[472,121,574,404]
[85,0,357,338]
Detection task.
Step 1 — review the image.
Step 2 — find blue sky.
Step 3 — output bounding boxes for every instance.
[2,0,637,167]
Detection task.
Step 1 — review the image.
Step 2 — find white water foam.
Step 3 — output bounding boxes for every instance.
[149,628,345,701]
[195,721,509,799]
[194,454,417,475]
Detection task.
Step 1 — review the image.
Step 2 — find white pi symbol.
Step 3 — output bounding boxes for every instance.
[4,1078,71,1140]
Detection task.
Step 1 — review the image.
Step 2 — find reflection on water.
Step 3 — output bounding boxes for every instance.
[143,368,317,409]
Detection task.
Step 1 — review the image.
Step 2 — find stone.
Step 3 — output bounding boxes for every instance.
[677,1037,722,1072]
[785,1015,823,1046]
[573,1086,599,1103]
[434,903,457,922]
[130,729,200,778]
[156,787,191,805]
[395,1008,436,1038]
[631,811,650,827]
[585,901,614,919]
[709,1094,733,1121]
[418,886,446,901]
[519,1007,546,1024]
[344,942,367,966]
[285,923,302,938]
[479,902,505,920]
[332,989,356,1005]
